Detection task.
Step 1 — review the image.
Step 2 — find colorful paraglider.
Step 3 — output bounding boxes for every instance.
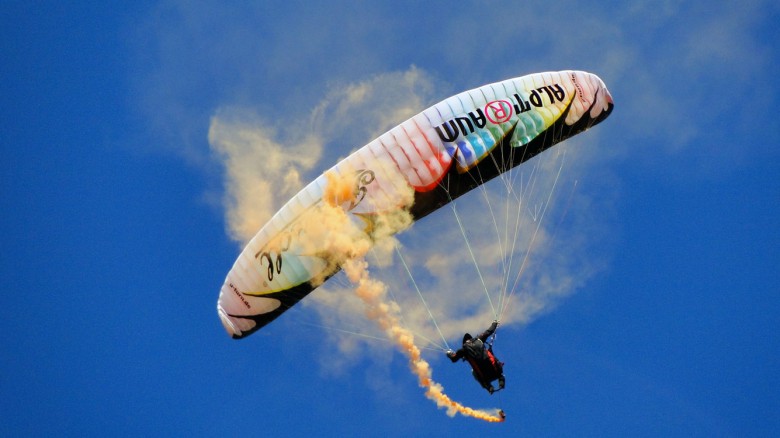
[217,70,613,339]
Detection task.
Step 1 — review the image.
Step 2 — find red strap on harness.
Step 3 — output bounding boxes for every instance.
[486,349,498,367]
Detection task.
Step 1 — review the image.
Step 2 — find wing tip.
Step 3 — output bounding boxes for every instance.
[217,306,243,339]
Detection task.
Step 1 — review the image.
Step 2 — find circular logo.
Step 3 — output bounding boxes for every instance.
[485,100,513,124]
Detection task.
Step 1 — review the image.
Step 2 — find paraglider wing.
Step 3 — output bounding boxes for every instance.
[217,71,614,339]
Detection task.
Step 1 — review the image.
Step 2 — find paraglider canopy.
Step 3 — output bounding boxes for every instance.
[217,70,613,339]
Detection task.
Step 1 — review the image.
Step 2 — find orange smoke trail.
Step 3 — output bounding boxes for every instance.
[317,170,504,422]
[341,258,504,422]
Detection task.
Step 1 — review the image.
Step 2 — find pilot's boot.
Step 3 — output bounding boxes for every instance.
[498,376,505,390]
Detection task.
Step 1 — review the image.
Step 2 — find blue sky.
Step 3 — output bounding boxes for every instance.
[2,1,779,436]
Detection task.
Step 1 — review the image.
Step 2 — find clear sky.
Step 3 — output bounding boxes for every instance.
[2,1,778,436]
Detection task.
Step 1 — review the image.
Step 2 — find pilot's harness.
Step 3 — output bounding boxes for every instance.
[467,331,502,382]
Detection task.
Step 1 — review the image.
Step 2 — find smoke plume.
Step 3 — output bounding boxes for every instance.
[208,111,323,243]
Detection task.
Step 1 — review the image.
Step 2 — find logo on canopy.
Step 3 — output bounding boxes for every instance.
[484,100,513,124]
